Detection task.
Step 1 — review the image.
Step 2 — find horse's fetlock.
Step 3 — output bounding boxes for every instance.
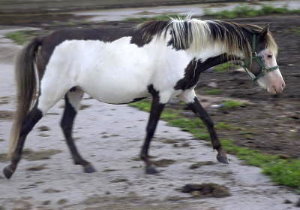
[140,153,148,161]
[213,144,221,151]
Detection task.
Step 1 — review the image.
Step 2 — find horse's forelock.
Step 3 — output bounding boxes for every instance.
[207,21,253,59]
[266,32,278,57]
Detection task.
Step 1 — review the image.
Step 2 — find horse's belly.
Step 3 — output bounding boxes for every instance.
[80,72,150,104]
[87,86,149,104]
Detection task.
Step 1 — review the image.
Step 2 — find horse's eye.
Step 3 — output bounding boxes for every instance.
[267,54,272,58]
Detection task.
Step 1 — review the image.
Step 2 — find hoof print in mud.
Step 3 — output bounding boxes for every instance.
[180,183,231,198]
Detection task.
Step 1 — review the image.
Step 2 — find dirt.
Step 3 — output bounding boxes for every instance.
[189,161,216,169]
[26,164,48,171]
[37,126,51,132]
[72,15,300,158]
[152,159,176,167]
[194,15,300,158]
[180,183,231,198]
[0,0,237,14]
[0,110,14,120]
[22,149,62,161]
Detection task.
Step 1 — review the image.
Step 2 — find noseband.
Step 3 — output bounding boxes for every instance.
[242,34,279,82]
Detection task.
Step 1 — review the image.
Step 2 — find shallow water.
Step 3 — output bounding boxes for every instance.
[73,1,300,22]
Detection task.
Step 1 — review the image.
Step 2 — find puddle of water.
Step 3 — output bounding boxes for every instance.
[73,1,300,22]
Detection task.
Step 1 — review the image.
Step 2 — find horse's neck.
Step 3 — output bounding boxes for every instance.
[193,54,240,75]
[187,41,232,61]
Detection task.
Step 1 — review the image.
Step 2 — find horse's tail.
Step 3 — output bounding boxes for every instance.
[8,37,42,158]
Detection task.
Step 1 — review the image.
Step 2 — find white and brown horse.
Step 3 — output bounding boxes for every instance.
[3,18,285,179]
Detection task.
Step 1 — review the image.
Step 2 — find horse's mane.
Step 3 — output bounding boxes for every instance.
[136,18,278,59]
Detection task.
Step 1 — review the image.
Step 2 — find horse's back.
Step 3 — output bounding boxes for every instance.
[43,37,154,104]
[37,27,134,73]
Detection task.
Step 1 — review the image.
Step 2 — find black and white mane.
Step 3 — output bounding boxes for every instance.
[133,18,278,58]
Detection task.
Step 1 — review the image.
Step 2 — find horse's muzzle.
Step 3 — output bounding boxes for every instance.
[257,68,285,95]
[267,79,286,95]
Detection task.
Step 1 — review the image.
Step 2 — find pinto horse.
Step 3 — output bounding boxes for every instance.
[3,18,285,179]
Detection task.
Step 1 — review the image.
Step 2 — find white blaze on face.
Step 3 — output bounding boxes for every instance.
[256,49,286,94]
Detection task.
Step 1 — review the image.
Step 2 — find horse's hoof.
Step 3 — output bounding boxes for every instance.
[145,165,159,175]
[3,165,14,179]
[217,153,229,164]
[83,163,96,173]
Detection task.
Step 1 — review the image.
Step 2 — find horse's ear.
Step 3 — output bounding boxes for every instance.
[261,24,270,37]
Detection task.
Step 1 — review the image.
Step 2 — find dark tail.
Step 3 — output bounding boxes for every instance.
[8,37,42,157]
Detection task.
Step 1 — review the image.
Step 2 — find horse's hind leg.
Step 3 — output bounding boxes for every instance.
[3,104,43,179]
[60,87,95,173]
[140,86,165,174]
[4,74,73,178]
[187,96,228,164]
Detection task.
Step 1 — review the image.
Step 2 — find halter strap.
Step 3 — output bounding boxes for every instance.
[243,34,279,82]
[252,34,257,53]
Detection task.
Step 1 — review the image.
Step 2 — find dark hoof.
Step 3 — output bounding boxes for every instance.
[83,163,96,173]
[3,165,14,179]
[217,152,229,164]
[145,165,159,175]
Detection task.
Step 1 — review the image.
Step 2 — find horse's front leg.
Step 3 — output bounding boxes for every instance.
[180,89,228,163]
[140,86,165,174]
[184,93,228,164]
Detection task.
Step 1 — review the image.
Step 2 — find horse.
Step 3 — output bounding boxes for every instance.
[3,18,285,179]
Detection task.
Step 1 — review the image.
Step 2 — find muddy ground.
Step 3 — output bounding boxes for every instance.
[195,15,300,158]
[95,15,300,159]
[3,13,298,158]
[0,39,298,209]
[0,5,299,209]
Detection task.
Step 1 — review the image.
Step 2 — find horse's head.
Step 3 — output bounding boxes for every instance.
[243,25,285,95]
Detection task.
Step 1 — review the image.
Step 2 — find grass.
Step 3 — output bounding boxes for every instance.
[130,100,300,191]
[5,30,39,45]
[204,88,223,95]
[5,31,32,45]
[215,122,240,131]
[125,14,186,22]
[222,139,300,189]
[222,100,247,109]
[205,5,300,19]
[291,27,300,35]
[213,62,239,73]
